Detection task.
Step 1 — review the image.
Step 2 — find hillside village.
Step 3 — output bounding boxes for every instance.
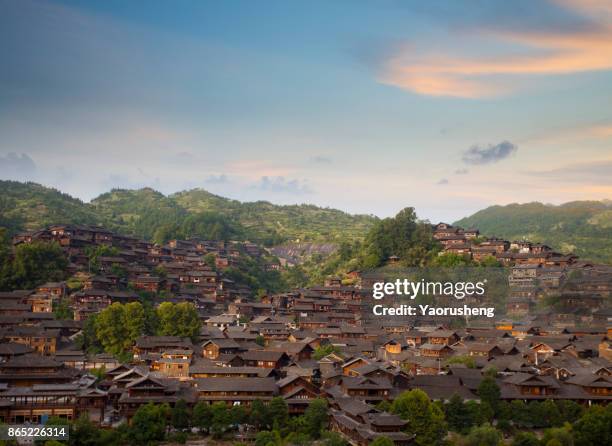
[0,222,611,445]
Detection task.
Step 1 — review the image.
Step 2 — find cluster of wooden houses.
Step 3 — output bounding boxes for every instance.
[0,224,611,444]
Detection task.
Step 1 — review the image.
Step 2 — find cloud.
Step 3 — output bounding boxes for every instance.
[204,174,229,185]
[378,0,612,97]
[254,176,313,194]
[437,178,449,185]
[310,155,332,164]
[528,159,612,184]
[462,141,517,165]
[455,168,469,175]
[0,152,37,179]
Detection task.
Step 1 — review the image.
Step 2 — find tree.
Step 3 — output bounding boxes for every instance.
[321,431,349,446]
[249,399,268,430]
[268,397,289,430]
[556,400,584,423]
[463,423,501,446]
[432,252,473,267]
[94,301,147,355]
[157,302,200,340]
[210,402,232,438]
[360,207,437,268]
[69,415,100,446]
[446,355,476,369]
[171,399,190,430]
[477,377,501,414]
[94,303,128,355]
[124,301,146,345]
[541,425,574,446]
[313,344,341,360]
[390,389,446,446]
[255,431,277,446]
[573,405,612,446]
[510,400,530,427]
[303,398,329,439]
[3,241,67,290]
[128,403,170,445]
[255,335,266,347]
[512,431,540,446]
[370,437,394,446]
[192,401,212,433]
[445,393,473,433]
[529,400,562,428]
[53,298,73,320]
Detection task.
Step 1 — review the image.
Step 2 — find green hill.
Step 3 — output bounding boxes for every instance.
[171,188,377,243]
[454,201,612,263]
[0,181,105,233]
[0,181,377,246]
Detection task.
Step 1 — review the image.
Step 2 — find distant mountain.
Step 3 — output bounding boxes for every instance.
[0,181,377,246]
[0,181,105,233]
[454,201,612,263]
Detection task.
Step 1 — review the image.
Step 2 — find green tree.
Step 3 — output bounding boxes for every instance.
[313,344,341,360]
[68,415,100,446]
[463,423,501,446]
[210,402,232,438]
[445,393,474,433]
[171,399,190,430]
[94,301,147,355]
[128,403,170,445]
[477,377,501,414]
[124,301,146,345]
[432,252,473,267]
[303,398,329,439]
[255,431,277,446]
[94,303,128,355]
[541,425,574,446]
[321,431,349,446]
[512,431,540,446]
[360,207,437,268]
[370,437,394,446]
[573,405,612,446]
[255,335,266,347]
[268,397,289,430]
[192,401,212,433]
[53,298,73,320]
[249,399,268,430]
[446,355,476,369]
[3,241,67,290]
[390,389,447,446]
[556,400,584,424]
[157,302,200,340]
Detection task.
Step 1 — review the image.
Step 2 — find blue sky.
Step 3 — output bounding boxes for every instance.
[1,0,612,222]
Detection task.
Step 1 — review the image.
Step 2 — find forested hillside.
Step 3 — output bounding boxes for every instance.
[455,201,612,262]
[0,181,377,247]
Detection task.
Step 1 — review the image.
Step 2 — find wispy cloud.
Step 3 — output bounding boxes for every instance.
[204,174,229,185]
[437,178,449,185]
[379,0,612,98]
[455,168,469,175]
[462,141,517,165]
[528,159,612,184]
[253,176,313,195]
[310,155,332,164]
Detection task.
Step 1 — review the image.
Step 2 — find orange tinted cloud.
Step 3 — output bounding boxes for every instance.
[380,1,612,98]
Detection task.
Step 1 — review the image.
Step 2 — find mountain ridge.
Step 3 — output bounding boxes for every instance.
[454,200,612,263]
[0,180,378,246]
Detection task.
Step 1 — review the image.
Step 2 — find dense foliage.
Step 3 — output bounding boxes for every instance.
[455,201,612,263]
[77,301,200,357]
[0,181,376,246]
[0,239,67,290]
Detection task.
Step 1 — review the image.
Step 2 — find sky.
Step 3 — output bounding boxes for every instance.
[1,0,612,223]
